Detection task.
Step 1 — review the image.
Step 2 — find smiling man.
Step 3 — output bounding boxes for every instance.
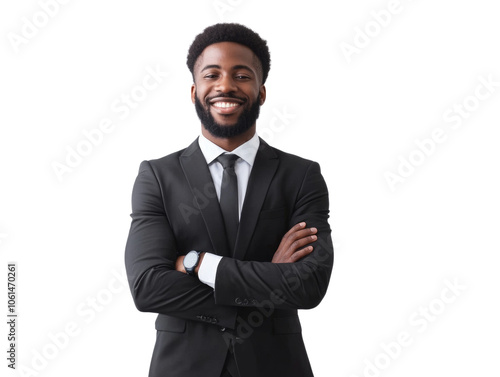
[192,40,264,141]
[125,23,333,377]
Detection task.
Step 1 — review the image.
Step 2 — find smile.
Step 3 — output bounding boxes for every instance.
[212,102,241,108]
[208,98,245,115]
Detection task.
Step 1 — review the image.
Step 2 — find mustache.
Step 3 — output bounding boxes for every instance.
[205,93,247,104]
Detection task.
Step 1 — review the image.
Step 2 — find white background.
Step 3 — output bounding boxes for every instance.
[1,0,500,376]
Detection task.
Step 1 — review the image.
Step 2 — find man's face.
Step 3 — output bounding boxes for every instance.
[191,41,266,138]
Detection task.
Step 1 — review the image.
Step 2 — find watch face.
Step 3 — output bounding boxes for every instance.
[184,252,198,269]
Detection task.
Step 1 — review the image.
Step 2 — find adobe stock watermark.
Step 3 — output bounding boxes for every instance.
[350,277,466,377]
[212,0,244,20]
[384,74,499,191]
[178,181,219,225]
[7,0,71,54]
[51,64,168,182]
[339,0,416,63]
[259,105,296,143]
[17,268,127,376]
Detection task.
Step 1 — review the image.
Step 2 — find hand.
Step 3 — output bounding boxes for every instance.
[271,222,317,263]
[175,253,205,275]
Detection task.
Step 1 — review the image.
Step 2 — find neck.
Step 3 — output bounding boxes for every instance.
[201,125,256,152]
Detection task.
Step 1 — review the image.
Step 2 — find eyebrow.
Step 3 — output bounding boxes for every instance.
[200,64,255,73]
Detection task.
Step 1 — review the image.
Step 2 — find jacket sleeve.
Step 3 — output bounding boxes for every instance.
[214,161,334,310]
[124,161,237,329]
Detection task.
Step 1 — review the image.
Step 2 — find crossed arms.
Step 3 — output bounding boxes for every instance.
[125,159,333,329]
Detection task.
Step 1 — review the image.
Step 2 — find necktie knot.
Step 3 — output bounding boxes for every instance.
[217,153,239,169]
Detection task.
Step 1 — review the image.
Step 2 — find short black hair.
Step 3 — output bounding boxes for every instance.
[187,23,271,84]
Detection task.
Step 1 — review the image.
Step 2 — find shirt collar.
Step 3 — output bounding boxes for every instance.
[198,133,260,167]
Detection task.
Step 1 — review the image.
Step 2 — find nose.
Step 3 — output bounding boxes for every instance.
[216,74,237,93]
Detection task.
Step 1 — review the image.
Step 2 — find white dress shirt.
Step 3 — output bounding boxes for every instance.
[197,132,260,289]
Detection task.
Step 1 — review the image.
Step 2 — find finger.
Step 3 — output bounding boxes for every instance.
[279,222,307,250]
[290,245,314,262]
[289,234,317,252]
[283,227,317,248]
[283,222,307,238]
[292,227,318,240]
[277,224,316,258]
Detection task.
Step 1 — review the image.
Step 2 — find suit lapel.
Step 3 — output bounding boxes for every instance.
[234,138,279,260]
[179,138,231,257]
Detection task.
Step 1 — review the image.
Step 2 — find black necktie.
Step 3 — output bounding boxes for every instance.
[217,153,239,253]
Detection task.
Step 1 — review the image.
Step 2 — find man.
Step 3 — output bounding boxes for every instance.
[125,23,333,377]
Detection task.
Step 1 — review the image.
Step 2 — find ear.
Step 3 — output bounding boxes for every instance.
[191,84,196,104]
[259,85,266,105]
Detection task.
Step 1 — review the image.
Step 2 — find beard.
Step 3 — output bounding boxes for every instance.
[195,92,261,138]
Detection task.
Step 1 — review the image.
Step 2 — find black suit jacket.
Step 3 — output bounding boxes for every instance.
[125,138,333,377]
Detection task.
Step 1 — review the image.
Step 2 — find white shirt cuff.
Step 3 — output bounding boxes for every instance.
[198,253,222,289]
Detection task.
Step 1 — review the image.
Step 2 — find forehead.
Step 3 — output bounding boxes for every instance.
[195,41,259,73]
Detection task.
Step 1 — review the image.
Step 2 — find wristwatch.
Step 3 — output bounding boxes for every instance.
[183,250,201,276]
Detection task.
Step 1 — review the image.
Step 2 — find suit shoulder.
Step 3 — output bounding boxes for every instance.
[267,144,319,171]
[132,142,197,183]
[138,139,199,172]
[147,148,186,168]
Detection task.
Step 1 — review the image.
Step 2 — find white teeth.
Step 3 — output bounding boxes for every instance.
[213,102,239,108]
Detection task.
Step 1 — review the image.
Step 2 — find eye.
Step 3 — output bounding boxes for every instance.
[235,75,251,80]
[204,73,219,79]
